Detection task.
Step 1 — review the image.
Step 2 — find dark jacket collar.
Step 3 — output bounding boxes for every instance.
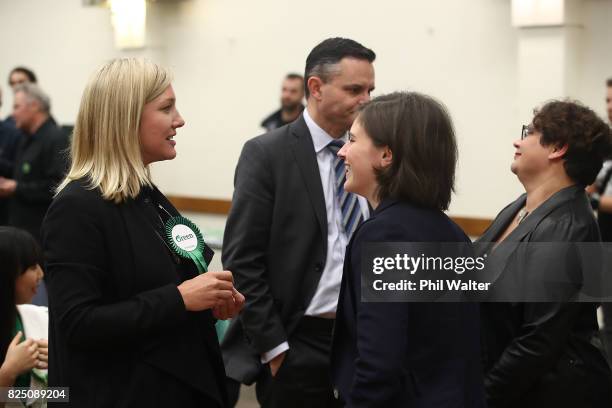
[478,184,584,244]
[27,117,55,139]
[371,198,400,217]
[288,114,328,241]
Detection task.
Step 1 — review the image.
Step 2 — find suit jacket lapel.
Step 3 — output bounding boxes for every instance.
[493,185,583,246]
[511,185,583,240]
[479,195,526,245]
[289,115,327,241]
[476,185,584,299]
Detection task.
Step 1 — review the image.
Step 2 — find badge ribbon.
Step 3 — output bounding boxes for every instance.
[165,216,208,274]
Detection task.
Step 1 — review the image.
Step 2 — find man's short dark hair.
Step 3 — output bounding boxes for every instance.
[285,73,304,82]
[607,78,612,87]
[358,92,457,211]
[8,66,37,85]
[533,100,612,185]
[304,37,375,98]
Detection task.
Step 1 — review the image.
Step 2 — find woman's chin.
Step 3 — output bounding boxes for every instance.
[344,181,357,195]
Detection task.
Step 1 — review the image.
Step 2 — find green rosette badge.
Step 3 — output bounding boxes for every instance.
[165,216,208,274]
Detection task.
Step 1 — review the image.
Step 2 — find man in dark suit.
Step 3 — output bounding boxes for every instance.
[222,37,376,407]
[0,82,68,241]
[0,89,20,224]
[0,83,67,307]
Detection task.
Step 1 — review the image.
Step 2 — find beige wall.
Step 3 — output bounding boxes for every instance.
[1,0,611,221]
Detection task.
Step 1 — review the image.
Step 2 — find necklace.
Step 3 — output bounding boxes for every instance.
[517,207,529,224]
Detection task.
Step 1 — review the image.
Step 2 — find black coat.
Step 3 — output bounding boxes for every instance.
[221,114,330,384]
[9,118,68,240]
[0,120,20,224]
[41,179,228,407]
[477,185,612,408]
[331,199,486,408]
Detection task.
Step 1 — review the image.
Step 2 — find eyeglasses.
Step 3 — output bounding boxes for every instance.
[521,124,534,140]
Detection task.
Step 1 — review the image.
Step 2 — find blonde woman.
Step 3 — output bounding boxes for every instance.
[41,59,244,407]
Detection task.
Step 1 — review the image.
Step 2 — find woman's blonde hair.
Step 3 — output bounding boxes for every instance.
[57,58,172,203]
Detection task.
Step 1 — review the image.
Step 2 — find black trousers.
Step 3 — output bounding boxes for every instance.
[255,316,343,408]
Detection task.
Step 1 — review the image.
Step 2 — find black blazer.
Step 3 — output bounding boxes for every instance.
[9,118,68,240]
[41,179,228,407]
[0,120,20,225]
[331,199,486,408]
[221,114,329,383]
[477,185,612,408]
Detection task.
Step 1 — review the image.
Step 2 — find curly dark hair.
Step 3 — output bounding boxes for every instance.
[532,100,612,185]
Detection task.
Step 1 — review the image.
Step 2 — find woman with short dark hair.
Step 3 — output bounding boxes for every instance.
[331,92,485,407]
[478,100,612,407]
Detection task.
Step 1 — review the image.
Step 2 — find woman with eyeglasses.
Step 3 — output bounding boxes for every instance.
[478,100,612,407]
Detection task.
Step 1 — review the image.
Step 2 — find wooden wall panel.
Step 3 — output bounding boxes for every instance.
[167,195,492,237]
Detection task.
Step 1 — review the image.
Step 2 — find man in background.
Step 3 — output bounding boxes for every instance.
[588,77,612,366]
[0,83,68,306]
[8,66,37,90]
[260,73,305,131]
[222,37,375,407]
[0,83,67,239]
[0,86,20,224]
[5,66,38,127]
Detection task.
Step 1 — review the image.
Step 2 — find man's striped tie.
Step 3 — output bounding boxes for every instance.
[326,139,363,238]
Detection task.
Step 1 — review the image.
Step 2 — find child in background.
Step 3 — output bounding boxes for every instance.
[0,227,48,407]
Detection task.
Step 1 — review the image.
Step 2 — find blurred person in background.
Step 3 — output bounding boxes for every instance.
[0,86,20,225]
[5,67,38,129]
[8,67,37,90]
[260,73,305,131]
[0,83,67,242]
[0,83,67,307]
[587,77,612,366]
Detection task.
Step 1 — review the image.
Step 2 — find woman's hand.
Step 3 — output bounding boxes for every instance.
[0,332,39,383]
[178,271,235,312]
[213,287,246,320]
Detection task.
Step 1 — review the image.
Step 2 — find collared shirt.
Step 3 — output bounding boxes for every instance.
[302,108,369,316]
[260,109,369,363]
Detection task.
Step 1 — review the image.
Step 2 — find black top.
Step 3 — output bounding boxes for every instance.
[0,119,19,177]
[331,199,486,408]
[8,118,68,240]
[42,179,228,407]
[477,185,612,408]
[260,105,304,131]
[0,119,20,224]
